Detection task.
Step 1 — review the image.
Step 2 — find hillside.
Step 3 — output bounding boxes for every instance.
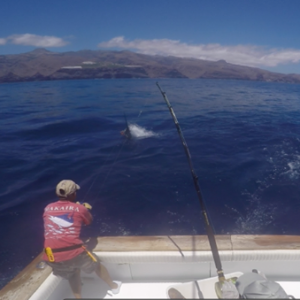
[1,48,300,84]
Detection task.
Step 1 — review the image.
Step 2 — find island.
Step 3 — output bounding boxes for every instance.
[1,48,300,84]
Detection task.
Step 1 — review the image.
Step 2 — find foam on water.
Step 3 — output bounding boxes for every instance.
[281,156,300,179]
[128,123,157,139]
[226,138,300,234]
[229,202,277,234]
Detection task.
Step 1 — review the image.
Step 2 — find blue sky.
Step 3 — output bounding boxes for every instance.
[1,0,300,74]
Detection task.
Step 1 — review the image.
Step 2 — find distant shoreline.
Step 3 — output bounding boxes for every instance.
[1,48,300,84]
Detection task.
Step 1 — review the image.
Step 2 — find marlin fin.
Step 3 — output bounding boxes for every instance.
[120,113,132,139]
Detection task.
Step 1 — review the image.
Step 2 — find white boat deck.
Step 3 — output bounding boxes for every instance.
[105,281,300,299]
[36,272,300,299]
[51,280,300,299]
[2,235,300,300]
[99,282,177,299]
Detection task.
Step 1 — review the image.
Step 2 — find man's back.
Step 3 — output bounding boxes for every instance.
[43,200,92,262]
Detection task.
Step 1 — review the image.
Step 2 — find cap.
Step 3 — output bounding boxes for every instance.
[236,272,288,299]
[56,180,80,198]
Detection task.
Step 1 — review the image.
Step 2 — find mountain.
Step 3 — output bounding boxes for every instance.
[1,48,300,84]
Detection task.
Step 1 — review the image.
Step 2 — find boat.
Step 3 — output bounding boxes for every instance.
[1,234,300,299]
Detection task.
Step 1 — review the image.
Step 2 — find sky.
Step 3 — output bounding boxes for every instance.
[1,0,300,74]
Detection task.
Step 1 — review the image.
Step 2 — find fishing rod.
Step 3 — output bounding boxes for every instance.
[156,82,225,284]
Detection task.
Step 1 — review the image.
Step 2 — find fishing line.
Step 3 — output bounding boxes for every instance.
[133,91,152,122]
[82,142,120,202]
[94,138,127,200]
[122,89,152,137]
[87,95,150,205]
[82,138,127,202]
[88,105,142,203]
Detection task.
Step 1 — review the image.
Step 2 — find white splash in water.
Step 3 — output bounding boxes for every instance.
[235,206,276,234]
[225,201,277,234]
[129,124,157,139]
[281,156,300,179]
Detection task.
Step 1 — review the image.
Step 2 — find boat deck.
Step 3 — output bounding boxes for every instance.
[31,273,182,299]
[50,279,300,299]
[35,271,300,299]
[107,281,300,299]
[91,281,177,299]
[2,235,300,300]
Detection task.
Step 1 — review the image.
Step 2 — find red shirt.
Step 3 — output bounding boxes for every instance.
[43,200,92,262]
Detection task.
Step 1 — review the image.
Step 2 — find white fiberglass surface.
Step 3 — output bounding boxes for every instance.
[40,278,300,299]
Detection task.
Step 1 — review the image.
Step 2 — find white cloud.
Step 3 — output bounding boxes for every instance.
[98,36,300,68]
[0,38,7,45]
[8,34,68,47]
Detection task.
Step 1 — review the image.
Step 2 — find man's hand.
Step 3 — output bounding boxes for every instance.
[82,202,92,210]
[76,202,92,210]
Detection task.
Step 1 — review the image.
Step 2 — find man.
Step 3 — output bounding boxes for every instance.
[43,179,121,298]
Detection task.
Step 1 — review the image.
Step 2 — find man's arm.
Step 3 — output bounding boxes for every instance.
[77,203,93,225]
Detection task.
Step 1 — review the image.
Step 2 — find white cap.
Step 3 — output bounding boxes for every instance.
[56,180,80,198]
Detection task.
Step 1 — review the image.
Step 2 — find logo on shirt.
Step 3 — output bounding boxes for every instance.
[49,213,74,227]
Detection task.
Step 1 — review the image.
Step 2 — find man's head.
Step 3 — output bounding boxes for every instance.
[56,180,80,201]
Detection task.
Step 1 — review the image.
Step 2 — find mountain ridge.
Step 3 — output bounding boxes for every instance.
[1,48,300,84]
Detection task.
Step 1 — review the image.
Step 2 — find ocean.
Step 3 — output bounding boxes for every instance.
[1,78,300,289]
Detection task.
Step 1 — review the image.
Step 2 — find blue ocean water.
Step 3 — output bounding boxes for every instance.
[1,78,300,288]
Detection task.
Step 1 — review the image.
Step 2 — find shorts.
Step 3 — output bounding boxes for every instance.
[46,251,101,280]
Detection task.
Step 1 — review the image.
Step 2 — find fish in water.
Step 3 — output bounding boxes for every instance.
[120,126,132,139]
[120,113,132,139]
